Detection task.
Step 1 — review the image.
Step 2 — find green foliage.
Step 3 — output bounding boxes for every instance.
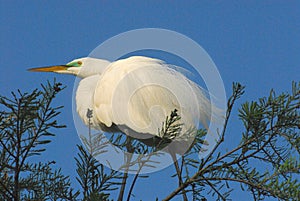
[75,109,123,201]
[1,80,299,201]
[21,162,77,201]
[75,145,122,201]
[163,82,300,201]
[0,80,78,200]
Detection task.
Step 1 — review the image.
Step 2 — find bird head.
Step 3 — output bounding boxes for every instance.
[28,57,110,78]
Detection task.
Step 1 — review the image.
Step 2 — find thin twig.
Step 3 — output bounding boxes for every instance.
[0,179,14,200]
[200,84,240,169]
[170,152,188,201]
[118,137,133,201]
[203,178,226,201]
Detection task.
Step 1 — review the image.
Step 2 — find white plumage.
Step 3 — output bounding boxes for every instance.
[29,56,214,153]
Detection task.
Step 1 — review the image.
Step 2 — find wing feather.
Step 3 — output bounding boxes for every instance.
[93,56,212,137]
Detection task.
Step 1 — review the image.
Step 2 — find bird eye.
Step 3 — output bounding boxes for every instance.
[66,61,82,67]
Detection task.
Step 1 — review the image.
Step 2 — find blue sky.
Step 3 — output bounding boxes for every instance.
[1,1,299,200]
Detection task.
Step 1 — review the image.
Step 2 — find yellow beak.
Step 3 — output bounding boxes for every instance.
[28,65,68,72]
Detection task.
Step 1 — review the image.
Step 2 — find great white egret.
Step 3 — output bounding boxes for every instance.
[28,56,214,154]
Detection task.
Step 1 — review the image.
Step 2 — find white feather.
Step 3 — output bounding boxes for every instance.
[74,56,215,152]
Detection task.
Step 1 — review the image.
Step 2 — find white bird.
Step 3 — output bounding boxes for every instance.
[29,56,214,154]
